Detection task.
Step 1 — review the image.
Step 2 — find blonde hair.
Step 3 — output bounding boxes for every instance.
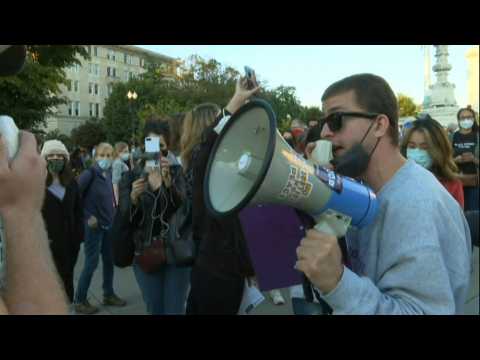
[95,142,113,157]
[401,119,459,181]
[114,142,129,158]
[180,103,220,171]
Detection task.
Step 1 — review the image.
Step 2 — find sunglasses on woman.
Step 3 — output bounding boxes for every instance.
[320,112,381,132]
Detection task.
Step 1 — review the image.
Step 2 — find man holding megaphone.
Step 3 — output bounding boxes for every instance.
[295,74,471,314]
[204,72,471,315]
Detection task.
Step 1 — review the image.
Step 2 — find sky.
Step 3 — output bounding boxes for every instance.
[137,45,477,109]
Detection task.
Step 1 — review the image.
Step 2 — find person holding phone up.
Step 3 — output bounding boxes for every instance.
[122,119,190,315]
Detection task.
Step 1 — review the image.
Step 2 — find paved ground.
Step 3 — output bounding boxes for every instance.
[73,246,479,315]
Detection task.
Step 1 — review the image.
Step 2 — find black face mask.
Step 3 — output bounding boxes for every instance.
[330,120,380,178]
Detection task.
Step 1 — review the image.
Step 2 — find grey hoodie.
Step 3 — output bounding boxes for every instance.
[319,160,472,315]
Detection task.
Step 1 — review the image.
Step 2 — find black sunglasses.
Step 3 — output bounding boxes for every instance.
[321,112,380,132]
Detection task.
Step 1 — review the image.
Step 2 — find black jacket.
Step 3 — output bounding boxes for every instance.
[42,180,84,256]
[191,121,255,279]
[118,165,184,254]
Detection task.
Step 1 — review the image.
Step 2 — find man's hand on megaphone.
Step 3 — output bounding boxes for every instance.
[295,229,344,294]
[225,77,261,115]
[305,142,334,170]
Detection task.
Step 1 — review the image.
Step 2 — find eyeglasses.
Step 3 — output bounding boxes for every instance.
[320,112,380,133]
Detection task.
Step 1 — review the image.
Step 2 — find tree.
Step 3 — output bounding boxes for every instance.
[43,129,74,151]
[102,55,240,143]
[302,106,323,123]
[0,45,89,131]
[398,93,418,118]
[261,86,304,133]
[70,119,106,150]
[102,54,306,142]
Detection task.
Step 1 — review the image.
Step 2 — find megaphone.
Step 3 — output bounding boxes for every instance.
[204,99,378,237]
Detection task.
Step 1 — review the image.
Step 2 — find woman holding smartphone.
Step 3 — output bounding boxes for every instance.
[120,119,190,315]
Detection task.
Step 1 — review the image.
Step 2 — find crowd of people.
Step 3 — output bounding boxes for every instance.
[0,45,478,315]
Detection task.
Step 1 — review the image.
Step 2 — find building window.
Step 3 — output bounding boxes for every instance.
[125,70,129,81]
[88,82,93,94]
[86,46,91,55]
[124,54,133,65]
[74,101,80,117]
[68,102,73,116]
[94,83,99,96]
[90,103,100,117]
[140,58,145,67]
[107,67,117,78]
[94,46,98,57]
[74,80,79,92]
[107,50,116,62]
[107,84,113,96]
[94,64,100,76]
[66,79,72,92]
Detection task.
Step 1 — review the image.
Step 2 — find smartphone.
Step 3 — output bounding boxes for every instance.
[144,136,160,171]
[244,66,256,90]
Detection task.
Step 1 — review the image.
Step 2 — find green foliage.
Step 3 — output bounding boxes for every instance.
[102,55,240,143]
[44,129,74,151]
[302,106,323,123]
[102,54,307,142]
[0,45,89,131]
[398,93,419,118]
[70,119,106,150]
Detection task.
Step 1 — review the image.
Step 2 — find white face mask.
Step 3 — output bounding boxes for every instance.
[459,118,474,130]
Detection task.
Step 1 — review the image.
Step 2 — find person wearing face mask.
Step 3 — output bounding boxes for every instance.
[118,119,189,315]
[300,74,471,314]
[40,140,84,311]
[452,107,479,212]
[112,142,130,206]
[74,142,126,314]
[400,115,464,208]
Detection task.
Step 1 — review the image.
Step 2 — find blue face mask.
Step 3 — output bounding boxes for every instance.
[97,158,112,170]
[407,148,433,169]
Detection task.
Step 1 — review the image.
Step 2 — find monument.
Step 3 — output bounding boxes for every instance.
[466,46,479,112]
[422,45,459,127]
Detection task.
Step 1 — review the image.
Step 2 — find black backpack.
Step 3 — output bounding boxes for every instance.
[110,171,136,267]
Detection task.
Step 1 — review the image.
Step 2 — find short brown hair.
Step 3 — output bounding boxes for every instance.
[321,73,400,146]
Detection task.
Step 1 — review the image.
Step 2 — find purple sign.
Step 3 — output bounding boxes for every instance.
[239,204,306,291]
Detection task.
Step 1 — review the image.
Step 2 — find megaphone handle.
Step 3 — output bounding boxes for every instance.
[313,212,350,238]
[302,213,349,309]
